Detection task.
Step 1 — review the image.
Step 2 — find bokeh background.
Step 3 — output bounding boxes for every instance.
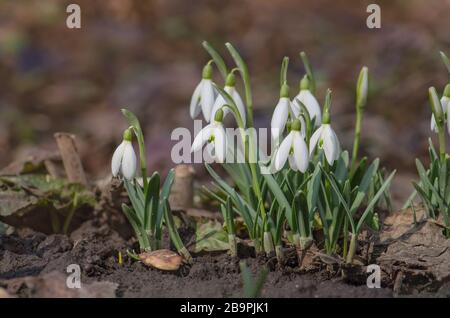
[0,0,449,207]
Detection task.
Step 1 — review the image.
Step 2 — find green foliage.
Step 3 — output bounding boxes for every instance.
[119,110,191,260]
[413,141,450,236]
[240,261,268,298]
[198,42,394,264]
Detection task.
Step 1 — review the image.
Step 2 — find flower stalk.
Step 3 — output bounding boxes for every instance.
[351,66,369,175]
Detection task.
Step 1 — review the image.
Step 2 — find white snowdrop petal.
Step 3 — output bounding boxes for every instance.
[121,142,137,180]
[299,90,321,126]
[210,95,228,122]
[288,156,298,171]
[191,124,214,153]
[213,124,227,163]
[292,132,309,173]
[271,98,290,141]
[274,132,293,171]
[190,81,203,119]
[330,128,341,161]
[323,125,338,165]
[291,94,301,118]
[431,114,438,132]
[201,80,215,122]
[309,126,323,155]
[111,141,126,177]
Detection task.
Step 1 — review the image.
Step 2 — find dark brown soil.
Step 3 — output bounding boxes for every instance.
[1,207,448,298]
[0,219,392,298]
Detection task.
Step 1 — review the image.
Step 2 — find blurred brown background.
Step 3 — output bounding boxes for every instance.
[0,0,449,206]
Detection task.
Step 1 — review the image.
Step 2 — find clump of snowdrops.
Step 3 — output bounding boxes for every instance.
[190,42,394,264]
[404,52,450,237]
[111,109,192,262]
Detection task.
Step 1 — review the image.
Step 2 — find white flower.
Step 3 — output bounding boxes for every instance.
[210,85,246,124]
[112,129,137,180]
[191,111,227,163]
[271,97,291,142]
[190,64,216,122]
[273,120,309,172]
[309,123,340,165]
[431,96,449,133]
[291,76,321,126]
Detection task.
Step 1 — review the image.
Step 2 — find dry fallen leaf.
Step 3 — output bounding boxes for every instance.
[139,249,183,271]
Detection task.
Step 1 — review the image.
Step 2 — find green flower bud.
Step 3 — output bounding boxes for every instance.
[202,63,213,79]
[429,86,443,124]
[356,66,368,109]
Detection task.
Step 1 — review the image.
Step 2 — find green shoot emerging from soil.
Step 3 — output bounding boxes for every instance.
[240,261,268,298]
[406,58,450,236]
[112,109,192,262]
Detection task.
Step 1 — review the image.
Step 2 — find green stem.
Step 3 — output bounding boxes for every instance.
[346,234,357,264]
[343,218,349,259]
[351,107,363,175]
[135,131,148,191]
[438,127,446,162]
[263,231,275,253]
[63,192,79,235]
[228,234,237,257]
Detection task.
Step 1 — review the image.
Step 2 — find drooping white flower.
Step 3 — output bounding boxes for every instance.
[273,119,309,172]
[430,85,450,133]
[191,109,227,163]
[271,83,292,142]
[190,63,216,122]
[210,73,246,124]
[112,128,137,180]
[309,101,340,165]
[291,75,321,127]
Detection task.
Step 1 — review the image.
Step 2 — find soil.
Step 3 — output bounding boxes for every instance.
[0,207,448,298]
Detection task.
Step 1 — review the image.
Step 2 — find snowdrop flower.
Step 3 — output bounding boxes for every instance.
[273,119,309,172]
[291,75,321,127]
[210,72,246,124]
[430,85,450,133]
[309,91,340,165]
[191,109,227,163]
[271,83,292,142]
[111,128,137,180]
[190,63,216,122]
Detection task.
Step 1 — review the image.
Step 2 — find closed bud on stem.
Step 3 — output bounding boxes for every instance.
[429,86,444,125]
[322,89,332,124]
[356,66,368,109]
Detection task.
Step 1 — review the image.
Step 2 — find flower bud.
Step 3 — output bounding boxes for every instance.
[429,86,443,124]
[356,66,368,109]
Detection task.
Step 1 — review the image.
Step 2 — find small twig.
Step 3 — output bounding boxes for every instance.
[54,132,87,186]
